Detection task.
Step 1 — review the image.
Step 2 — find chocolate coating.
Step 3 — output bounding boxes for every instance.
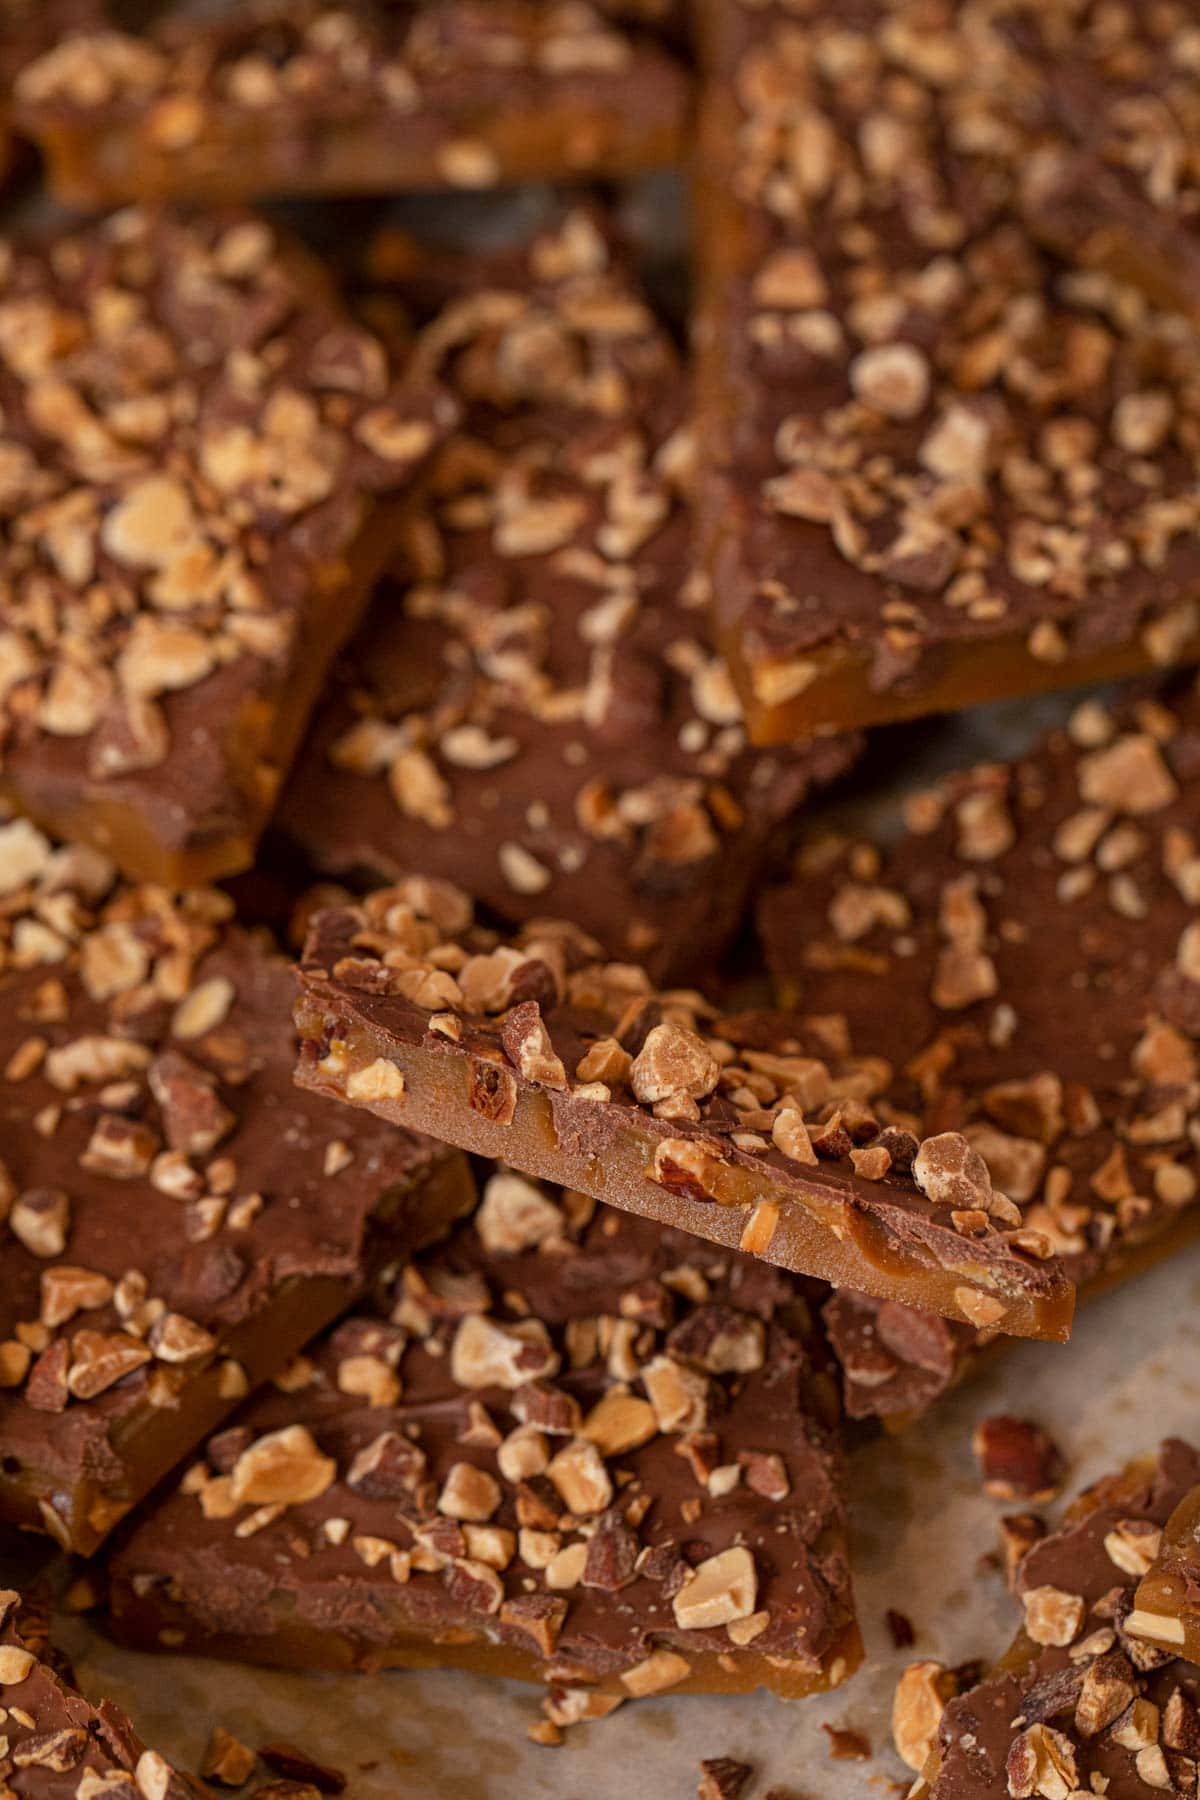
[694,0,1200,738]
[921,1439,1200,1800]
[0,816,471,1553]
[294,877,1073,1334]
[281,212,857,984]
[108,1177,857,1702]
[762,678,1200,1418]
[0,205,453,883]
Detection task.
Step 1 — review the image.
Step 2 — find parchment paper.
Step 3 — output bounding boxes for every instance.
[47,686,1200,1800]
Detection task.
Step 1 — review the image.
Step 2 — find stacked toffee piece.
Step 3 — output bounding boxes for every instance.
[0,3,1197,1795]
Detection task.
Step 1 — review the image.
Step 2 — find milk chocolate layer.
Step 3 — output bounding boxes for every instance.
[294,879,1073,1336]
[0,816,473,1554]
[108,1173,859,1707]
[0,205,454,886]
[694,0,1200,742]
[914,1438,1200,1800]
[281,212,857,984]
[13,1,689,205]
[761,679,1200,1419]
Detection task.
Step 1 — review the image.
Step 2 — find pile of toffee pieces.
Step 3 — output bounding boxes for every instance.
[0,4,1198,1797]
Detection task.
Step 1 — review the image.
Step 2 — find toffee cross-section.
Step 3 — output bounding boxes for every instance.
[12,0,690,206]
[294,878,1074,1337]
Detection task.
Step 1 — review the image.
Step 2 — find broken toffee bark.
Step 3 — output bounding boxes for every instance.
[694,0,1200,743]
[108,1171,860,1708]
[294,880,1073,1337]
[761,681,1200,1420]
[0,816,473,1555]
[0,1588,203,1797]
[912,1439,1200,1800]
[1128,1485,1200,1662]
[0,205,454,887]
[280,212,857,984]
[13,1,689,207]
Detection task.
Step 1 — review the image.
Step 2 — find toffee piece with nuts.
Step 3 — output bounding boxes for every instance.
[280,212,858,984]
[910,1438,1200,1800]
[0,815,473,1555]
[107,1171,860,1707]
[693,0,1200,744]
[1126,1482,1200,1663]
[0,1586,204,1797]
[12,0,689,207]
[293,877,1073,1337]
[759,680,1200,1421]
[0,205,455,887]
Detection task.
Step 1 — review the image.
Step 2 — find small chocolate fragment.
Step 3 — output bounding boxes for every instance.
[258,1744,346,1795]
[698,1758,754,1800]
[973,1417,1066,1503]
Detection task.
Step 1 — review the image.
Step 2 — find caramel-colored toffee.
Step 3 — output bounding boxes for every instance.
[13,1,689,205]
[294,876,1073,1335]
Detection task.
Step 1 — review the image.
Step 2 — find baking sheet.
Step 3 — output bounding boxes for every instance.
[47,686,1200,1800]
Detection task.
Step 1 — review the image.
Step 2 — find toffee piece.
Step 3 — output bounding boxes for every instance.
[13,1,689,206]
[0,816,473,1555]
[1128,1484,1200,1661]
[693,0,1200,743]
[0,1587,203,1797]
[760,680,1200,1420]
[912,1438,1200,1800]
[108,1172,860,1706]
[0,205,454,886]
[280,212,858,984]
[294,879,1073,1337]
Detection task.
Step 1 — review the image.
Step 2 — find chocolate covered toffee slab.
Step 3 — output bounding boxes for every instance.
[908,1439,1200,1799]
[0,1588,203,1797]
[280,213,858,984]
[693,0,1200,744]
[12,1,689,207]
[294,879,1073,1336]
[107,1172,860,1711]
[0,817,473,1555]
[0,205,454,887]
[759,680,1200,1420]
